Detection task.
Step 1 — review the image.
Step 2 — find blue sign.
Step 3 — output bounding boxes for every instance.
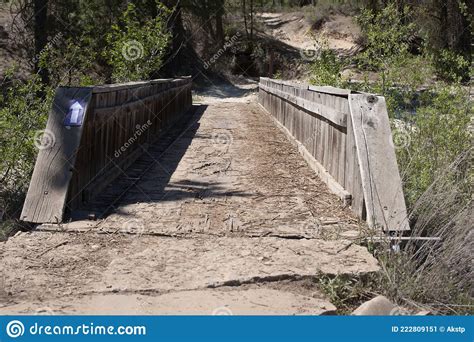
[0,316,472,341]
[64,101,84,127]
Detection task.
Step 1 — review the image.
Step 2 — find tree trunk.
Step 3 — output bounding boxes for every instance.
[34,0,49,85]
[243,0,249,40]
[215,1,225,45]
[250,0,254,44]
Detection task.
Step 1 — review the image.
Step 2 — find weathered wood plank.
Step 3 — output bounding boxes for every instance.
[259,83,347,127]
[348,94,410,231]
[21,87,94,223]
[308,85,351,96]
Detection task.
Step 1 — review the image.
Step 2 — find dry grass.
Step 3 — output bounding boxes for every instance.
[370,149,473,314]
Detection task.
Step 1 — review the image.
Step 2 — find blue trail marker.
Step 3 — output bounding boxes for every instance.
[64,101,84,126]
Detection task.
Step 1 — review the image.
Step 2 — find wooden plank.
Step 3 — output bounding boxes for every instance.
[342,98,365,219]
[334,96,346,185]
[92,78,189,93]
[308,85,351,97]
[21,87,93,223]
[348,94,410,231]
[93,83,189,115]
[258,103,351,205]
[259,83,347,127]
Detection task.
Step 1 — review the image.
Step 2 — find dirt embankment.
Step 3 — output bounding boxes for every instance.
[258,12,360,53]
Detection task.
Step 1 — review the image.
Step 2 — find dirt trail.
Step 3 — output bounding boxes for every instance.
[258,12,361,55]
[0,87,378,315]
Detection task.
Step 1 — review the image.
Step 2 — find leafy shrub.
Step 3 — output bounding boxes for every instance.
[356,4,416,93]
[395,84,472,207]
[432,49,470,83]
[309,49,344,87]
[104,2,171,83]
[0,70,54,237]
[356,4,414,66]
[39,35,100,87]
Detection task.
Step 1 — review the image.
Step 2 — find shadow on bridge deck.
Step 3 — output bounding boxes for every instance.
[59,99,360,239]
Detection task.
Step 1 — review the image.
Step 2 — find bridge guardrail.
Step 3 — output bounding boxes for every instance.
[21,77,192,224]
[259,77,409,232]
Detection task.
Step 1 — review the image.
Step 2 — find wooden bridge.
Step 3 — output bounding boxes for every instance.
[21,77,409,232]
[2,77,408,314]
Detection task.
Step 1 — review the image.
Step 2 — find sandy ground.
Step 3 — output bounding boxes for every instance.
[258,12,360,54]
[0,88,379,315]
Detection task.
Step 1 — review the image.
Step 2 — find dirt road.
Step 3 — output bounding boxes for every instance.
[0,84,378,315]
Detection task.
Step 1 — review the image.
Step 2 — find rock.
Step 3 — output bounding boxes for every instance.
[352,295,398,316]
[339,230,361,239]
[416,310,433,316]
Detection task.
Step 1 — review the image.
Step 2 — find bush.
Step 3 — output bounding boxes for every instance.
[39,35,100,87]
[0,70,54,237]
[309,49,344,87]
[355,4,417,95]
[104,2,171,83]
[395,84,472,207]
[432,49,470,83]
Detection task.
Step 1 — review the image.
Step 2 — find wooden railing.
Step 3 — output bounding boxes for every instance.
[259,77,409,232]
[21,77,192,224]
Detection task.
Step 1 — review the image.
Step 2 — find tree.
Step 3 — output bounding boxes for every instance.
[104,2,171,82]
[183,0,227,45]
[33,0,49,85]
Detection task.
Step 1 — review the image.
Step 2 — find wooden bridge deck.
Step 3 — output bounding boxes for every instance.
[42,100,360,238]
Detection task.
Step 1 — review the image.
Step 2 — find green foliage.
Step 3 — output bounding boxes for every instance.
[432,49,471,83]
[395,84,472,206]
[356,4,416,94]
[39,35,100,86]
[318,275,360,312]
[365,54,434,115]
[103,2,171,82]
[354,4,471,208]
[0,69,54,230]
[356,4,415,71]
[309,49,344,87]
